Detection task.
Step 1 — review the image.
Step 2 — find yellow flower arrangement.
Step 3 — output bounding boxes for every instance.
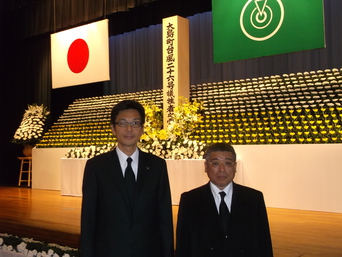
[65,98,206,159]
[138,98,206,159]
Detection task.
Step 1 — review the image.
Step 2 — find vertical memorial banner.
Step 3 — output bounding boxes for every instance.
[212,0,325,63]
[51,19,110,88]
[162,16,190,129]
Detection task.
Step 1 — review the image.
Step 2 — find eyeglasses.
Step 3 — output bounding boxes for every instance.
[114,121,143,128]
[208,161,235,168]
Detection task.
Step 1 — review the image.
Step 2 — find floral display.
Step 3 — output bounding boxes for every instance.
[65,98,207,159]
[12,104,50,146]
[0,233,79,257]
[138,98,206,159]
[139,139,206,160]
[37,68,342,150]
[189,106,342,145]
[65,144,115,159]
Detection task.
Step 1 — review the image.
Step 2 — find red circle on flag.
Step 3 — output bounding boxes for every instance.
[67,39,89,73]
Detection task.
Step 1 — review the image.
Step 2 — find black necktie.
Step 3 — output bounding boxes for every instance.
[125,157,136,207]
[219,191,230,236]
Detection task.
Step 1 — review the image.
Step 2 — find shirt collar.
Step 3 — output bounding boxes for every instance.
[209,181,233,212]
[116,146,139,160]
[116,146,139,172]
[209,181,233,196]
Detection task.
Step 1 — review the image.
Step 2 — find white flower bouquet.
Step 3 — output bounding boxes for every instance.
[12,104,50,146]
[0,233,79,257]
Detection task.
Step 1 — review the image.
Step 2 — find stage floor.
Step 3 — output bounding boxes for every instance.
[0,187,342,256]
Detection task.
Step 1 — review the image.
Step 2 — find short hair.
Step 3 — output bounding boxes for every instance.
[110,100,145,125]
[203,142,236,162]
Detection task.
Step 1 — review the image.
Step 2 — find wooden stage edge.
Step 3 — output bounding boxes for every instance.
[0,186,342,257]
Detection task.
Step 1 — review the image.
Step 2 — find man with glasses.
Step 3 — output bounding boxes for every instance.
[81,100,174,257]
[176,142,273,257]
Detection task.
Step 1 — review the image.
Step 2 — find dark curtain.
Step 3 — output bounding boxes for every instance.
[1,0,157,40]
[0,33,51,185]
[106,24,163,94]
[105,0,342,94]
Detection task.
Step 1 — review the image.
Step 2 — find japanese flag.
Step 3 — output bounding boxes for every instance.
[51,19,110,89]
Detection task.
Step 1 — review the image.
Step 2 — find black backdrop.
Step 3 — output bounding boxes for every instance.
[0,0,341,185]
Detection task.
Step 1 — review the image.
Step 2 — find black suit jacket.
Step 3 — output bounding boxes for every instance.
[81,148,174,257]
[176,182,273,257]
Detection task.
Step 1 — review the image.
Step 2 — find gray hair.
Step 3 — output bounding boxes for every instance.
[203,143,236,161]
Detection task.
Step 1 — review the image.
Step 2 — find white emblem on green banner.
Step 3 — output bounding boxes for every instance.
[212,0,325,63]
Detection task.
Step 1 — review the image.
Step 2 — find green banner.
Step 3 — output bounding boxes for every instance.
[212,0,325,63]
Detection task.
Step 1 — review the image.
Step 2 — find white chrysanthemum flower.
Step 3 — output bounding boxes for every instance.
[17,242,27,252]
[12,103,49,145]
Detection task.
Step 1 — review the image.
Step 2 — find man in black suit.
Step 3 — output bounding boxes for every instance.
[176,143,273,257]
[81,100,174,257]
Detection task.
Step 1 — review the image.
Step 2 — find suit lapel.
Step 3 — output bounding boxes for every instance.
[202,183,224,241]
[230,182,248,237]
[107,149,130,206]
[135,150,150,199]
[230,182,243,216]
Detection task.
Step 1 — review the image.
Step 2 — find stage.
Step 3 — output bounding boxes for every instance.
[32,144,342,213]
[1,187,342,256]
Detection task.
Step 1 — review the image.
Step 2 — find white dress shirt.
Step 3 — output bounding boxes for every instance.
[116,147,139,181]
[210,181,233,213]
